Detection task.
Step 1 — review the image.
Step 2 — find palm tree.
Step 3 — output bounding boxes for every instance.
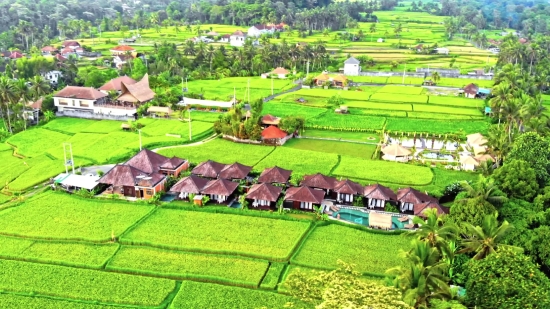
[43,110,55,123]
[490,82,513,125]
[389,241,451,308]
[459,212,520,260]
[458,175,507,207]
[431,72,440,84]
[407,209,458,256]
[0,76,17,133]
[14,79,32,130]
[28,76,50,100]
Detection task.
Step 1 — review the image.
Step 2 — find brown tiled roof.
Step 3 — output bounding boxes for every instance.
[397,187,437,204]
[246,183,282,202]
[332,74,348,82]
[285,186,325,204]
[61,48,74,54]
[219,162,252,180]
[99,76,137,92]
[364,184,397,201]
[117,74,155,103]
[192,160,226,178]
[414,201,447,217]
[125,149,170,174]
[272,67,289,74]
[258,166,292,184]
[9,51,23,59]
[301,173,337,190]
[63,40,80,47]
[41,46,57,52]
[463,83,479,95]
[232,30,246,36]
[334,179,363,195]
[110,45,136,52]
[55,54,67,62]
[54,86,107,100]
[261,114,280,125]
[98,164,146,187]
[136,173,165,187]
[261,126,287,139]
[169,175,209,194]
[28,98,43,110]
[314,73,330,81]
[160,157,186,170]
[201,178,239,196]
[222,34,231,38]
[253,24,275,30]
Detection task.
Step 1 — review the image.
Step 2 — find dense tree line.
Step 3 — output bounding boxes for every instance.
[438,0,550,34]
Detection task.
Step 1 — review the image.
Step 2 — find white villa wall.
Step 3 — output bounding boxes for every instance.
[344,63,360,76]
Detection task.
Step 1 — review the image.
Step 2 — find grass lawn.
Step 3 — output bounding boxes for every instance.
[254,146,339,175]
[285,139,377,159]
[121,208,311,260]
[301,129,380,143]
[292,224,409,275]
[158,138,275,166]
[0,192,153,241]
[334,155,434,186]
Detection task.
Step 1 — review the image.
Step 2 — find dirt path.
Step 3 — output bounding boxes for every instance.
[152,133,219,153]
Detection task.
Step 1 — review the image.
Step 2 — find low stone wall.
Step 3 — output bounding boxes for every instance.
[56,111,133,121]
[222,135,263,144]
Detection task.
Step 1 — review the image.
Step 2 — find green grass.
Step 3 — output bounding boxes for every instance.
[334,155,434,185]
[428,95,484,108]
[254,146,339,175]
[0,236,118,268]
[0,294,138,309]
[0,259,176,306]
[7,128,71,158]
[189,111,225,123]
[158,138,274,166]
[169,281,310,309]
[301,129,380,143]
[413,104,482,116]
[43,118,102,134]
[345,100,412,111]
[378,85,424,95]
[107,246,269,287]
[121,209,311,260]
[292,224,409,275]
[0,192,153,241]
[285,139,376,159]
[385,118,490,134]
[262,102,327,119]
[370,93,428,104]
[307,113,386,131]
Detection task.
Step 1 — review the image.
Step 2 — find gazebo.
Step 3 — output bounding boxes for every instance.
[381,144,411,162]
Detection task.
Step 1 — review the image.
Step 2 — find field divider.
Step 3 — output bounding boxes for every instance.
[251,146,277,167]
[0,291,152,309]
[117,206,160,240]
[40,127,76,136]
[328,155,341,176]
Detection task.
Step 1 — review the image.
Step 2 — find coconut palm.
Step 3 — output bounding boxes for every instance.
[431,72,440,84]
[407,209,458,256]
[459,212,520,260]
[28,76,50,100]
[389,241,451,308]
[458,175,507,207]
[0,76,16,133]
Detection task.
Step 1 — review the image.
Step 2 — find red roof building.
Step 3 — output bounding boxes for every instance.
[261,126,288,145]
[54,86,108,100]
[258,166,292,184]
[110,45,137,55]
[9,51,23,59]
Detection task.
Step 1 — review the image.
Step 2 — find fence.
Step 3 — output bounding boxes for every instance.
[56,110,134,121]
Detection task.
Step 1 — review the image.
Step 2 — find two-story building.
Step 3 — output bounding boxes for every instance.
[230,30,247,47]
[343,57,360,76]
[247,25,276,38]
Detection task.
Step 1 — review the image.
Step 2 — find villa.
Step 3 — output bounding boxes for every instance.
[261,67,290,79]
[192,160,226,178]
[397,187,438,213]
[218,162,252,181]
[246,183,283,209]
[169,175,209,200]
[98,149,188,200]
[364,184,397,209]
[284,186,325,211]
[230,30,247,47]
[201,178,239,204]
[333,179,364,204]
[261,114,281,127]
[313,72,349,87]
[414,200,447,217]
[301,173,338,197]
[110,45,136,55]
[257,166,292,185]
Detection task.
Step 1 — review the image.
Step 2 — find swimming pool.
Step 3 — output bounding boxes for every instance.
[229,202,242,209]
[160,193,177,202]
[334,209,403,229]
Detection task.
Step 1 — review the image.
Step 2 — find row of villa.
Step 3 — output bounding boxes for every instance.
[54,149,446,219]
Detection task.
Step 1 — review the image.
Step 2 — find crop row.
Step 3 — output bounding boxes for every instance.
[120,208,312,261]
[291,224,409,275]
[385,118,490,134]
[0,259,176,306]
[306,114,386,131]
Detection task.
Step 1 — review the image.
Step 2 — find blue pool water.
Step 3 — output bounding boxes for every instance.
[229,202,242,209]
[335,209,403,229]
[160,193,177,202]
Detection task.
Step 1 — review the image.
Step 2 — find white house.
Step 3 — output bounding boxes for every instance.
[53,86,134,117]
[219,34,230,43]
[41,70,63,85]
[377,38,384,43]
[343,57,361,76]
[434,47,449,55]
[247,25,276,38]
[230,30,247,47]
[261,67,290,79]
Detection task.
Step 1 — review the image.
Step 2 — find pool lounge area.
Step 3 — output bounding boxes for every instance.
[332,208,410,230]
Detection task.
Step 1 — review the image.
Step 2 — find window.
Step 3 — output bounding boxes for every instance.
[300,202,313,210]
[80,101,90,107]
[58,100,68,106]
[146,189,153,195]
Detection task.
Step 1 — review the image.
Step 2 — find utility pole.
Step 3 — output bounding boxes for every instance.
[63,143,75,174]
[271,76,274,95]
[138,129,142,151]
[306,60,310,77]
